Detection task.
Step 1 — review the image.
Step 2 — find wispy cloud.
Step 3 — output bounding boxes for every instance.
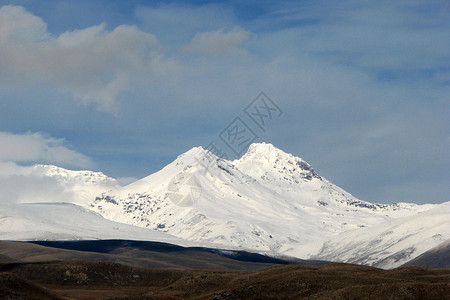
[135,2,236,46]
[185,28,252,55]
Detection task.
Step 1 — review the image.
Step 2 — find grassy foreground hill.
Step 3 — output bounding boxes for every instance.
[0,240,449,299]
[1,261,449,299]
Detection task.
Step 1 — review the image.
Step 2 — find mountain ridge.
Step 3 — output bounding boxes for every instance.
[0,142,446,269]
[89,142,444,268]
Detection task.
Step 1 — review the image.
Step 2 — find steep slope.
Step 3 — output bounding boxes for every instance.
[313,201,450,269]
[402,239,450,268]
[90,143,438,262]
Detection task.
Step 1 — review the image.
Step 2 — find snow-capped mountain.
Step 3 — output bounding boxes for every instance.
[313,201,450,269]
[89,142,445,267]
[0,142,446,269]
[28,164,119,207]
[0,164,219,248]
[31,164,117,185]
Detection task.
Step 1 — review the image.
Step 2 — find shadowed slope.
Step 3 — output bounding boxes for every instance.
[0,240,328,271]
[403,239,450,268]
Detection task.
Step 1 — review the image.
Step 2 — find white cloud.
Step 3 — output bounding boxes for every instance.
[0,164,73,204]
[0,161,29,180]
[0,131,94,204]
[0,131,92,168]
[185,28,252,55]
[0,5,173,112]
[0,5,48,42]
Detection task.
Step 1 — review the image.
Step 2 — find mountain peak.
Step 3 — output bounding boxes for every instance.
[88,142,443,269]
[31,164,118,185]
[246,142,278,154]
[173,146,224,170]
[179,143,283,163]
[240,142,296,162]
[235,142,321,182]
[179,146,206,157]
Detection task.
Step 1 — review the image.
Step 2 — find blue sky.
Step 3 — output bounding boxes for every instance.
[0,0,448,204]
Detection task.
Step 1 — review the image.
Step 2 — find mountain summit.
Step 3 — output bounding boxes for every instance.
[90,142,446,268]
